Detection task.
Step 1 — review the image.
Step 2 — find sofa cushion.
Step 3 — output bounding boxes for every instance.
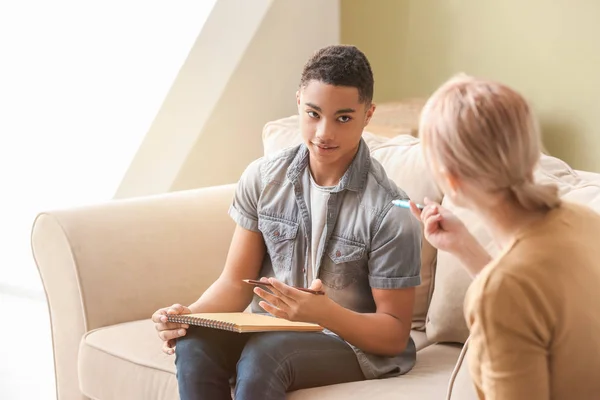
[79,319,437,400]
[261,117,441,330]
[370,136,444,330]
[425,155,600,344]
[446,340,478,400]
[79,319,178,400]
[411,329,432,351]
[289,344,466,400]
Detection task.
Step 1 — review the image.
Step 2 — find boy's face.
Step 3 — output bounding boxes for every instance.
[296,80,375,168]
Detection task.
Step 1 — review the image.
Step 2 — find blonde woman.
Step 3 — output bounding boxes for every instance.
[410,76,600,399]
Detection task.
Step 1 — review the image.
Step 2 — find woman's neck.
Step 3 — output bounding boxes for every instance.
[474,197,548,248]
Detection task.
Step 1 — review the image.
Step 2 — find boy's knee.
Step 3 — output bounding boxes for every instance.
[236,334,293,385]
[174,332,213,370]
[174,335,197,370]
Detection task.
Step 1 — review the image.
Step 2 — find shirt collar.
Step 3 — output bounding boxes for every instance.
[286,138,370,193]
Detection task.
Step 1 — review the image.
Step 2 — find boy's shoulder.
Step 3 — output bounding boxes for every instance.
[365,155,408,201]
[241,144,304,184]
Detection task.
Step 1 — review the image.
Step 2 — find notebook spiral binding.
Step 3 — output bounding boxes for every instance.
[166,315,236,332]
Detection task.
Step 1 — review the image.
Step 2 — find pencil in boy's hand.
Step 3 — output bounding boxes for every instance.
[243,279,326,295]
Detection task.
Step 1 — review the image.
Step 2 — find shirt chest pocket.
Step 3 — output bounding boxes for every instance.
[258,216,299,271]
[319,236,366,290]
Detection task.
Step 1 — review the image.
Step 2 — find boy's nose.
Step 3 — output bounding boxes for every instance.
[316,122,334,141]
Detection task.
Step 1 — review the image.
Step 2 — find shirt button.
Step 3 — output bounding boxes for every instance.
[274,231,280,237]
[336,250,342,257]
[302,268,306,273]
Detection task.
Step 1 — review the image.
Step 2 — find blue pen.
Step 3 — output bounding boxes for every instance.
[392,199,424,210]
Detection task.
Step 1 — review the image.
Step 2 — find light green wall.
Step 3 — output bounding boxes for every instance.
[342,0,600,172]
[341,0,410,102]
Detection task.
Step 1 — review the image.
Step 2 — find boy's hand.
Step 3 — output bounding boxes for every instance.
[254,278,331,325]
[152,304,191,355]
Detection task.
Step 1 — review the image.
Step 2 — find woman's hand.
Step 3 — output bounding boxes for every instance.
[410,197,492,277]
[253,278,331,325]
[409,197,471,254]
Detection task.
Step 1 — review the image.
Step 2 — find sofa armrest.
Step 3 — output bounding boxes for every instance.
[31,183,236,399]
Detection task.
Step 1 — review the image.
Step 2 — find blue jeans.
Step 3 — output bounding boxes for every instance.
[175,326,365,400]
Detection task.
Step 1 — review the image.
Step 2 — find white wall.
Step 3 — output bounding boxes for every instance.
[0,1,215,292]
[116,0,340,197]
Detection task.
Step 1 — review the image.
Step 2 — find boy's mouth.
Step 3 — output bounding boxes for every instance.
[312,142,339,150]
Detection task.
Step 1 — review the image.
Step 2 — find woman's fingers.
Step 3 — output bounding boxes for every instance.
[421,204,440,222]
[409,201,422,219]
[423,212,443,236]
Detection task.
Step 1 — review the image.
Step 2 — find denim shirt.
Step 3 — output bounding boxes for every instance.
[228,139,422,379]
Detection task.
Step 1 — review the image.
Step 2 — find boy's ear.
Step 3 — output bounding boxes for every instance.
[296,90,301,107]
[364,103,376,126]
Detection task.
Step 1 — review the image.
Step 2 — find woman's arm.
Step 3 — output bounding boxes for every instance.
[465,271,551,399]
[453,233,492,277]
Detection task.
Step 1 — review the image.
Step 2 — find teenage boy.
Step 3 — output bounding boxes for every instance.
[152,44,422,400]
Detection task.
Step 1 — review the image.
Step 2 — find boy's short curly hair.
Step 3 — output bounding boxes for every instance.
[300,45,374,104]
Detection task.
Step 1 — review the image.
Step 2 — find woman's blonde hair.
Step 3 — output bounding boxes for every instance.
[419,75,560,211]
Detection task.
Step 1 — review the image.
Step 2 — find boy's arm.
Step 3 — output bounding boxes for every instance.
[320,286,415,356]
[154,159,266,354]
[258,279,415,357]
[191,158,266,312]
[154,224,265,354]
[188,224,266,313]
[318,203,420,355]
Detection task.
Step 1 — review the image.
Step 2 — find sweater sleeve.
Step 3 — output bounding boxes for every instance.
[464,271,552,400]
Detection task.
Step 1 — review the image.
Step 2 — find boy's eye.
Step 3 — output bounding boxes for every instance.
[307,111,319,119]
[337,115,352,123]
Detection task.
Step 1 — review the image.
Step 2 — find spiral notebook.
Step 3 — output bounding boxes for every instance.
[166,312,323,333]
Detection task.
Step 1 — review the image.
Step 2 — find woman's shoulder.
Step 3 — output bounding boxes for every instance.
[558,200,600,224]
[464,255,552,333]
[465,200,600,320]
[464,245,548,316]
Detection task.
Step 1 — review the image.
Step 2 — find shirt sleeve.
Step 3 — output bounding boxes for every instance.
[368,203,422,289]
[228,158,263,232]
[465,272,551,400]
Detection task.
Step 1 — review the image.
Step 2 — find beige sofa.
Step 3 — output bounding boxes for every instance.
[32,105,600,400]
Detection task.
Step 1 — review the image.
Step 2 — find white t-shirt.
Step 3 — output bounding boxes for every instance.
[308,173,335,285]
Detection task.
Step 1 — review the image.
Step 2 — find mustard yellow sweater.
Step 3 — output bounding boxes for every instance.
[465,202,600,399]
